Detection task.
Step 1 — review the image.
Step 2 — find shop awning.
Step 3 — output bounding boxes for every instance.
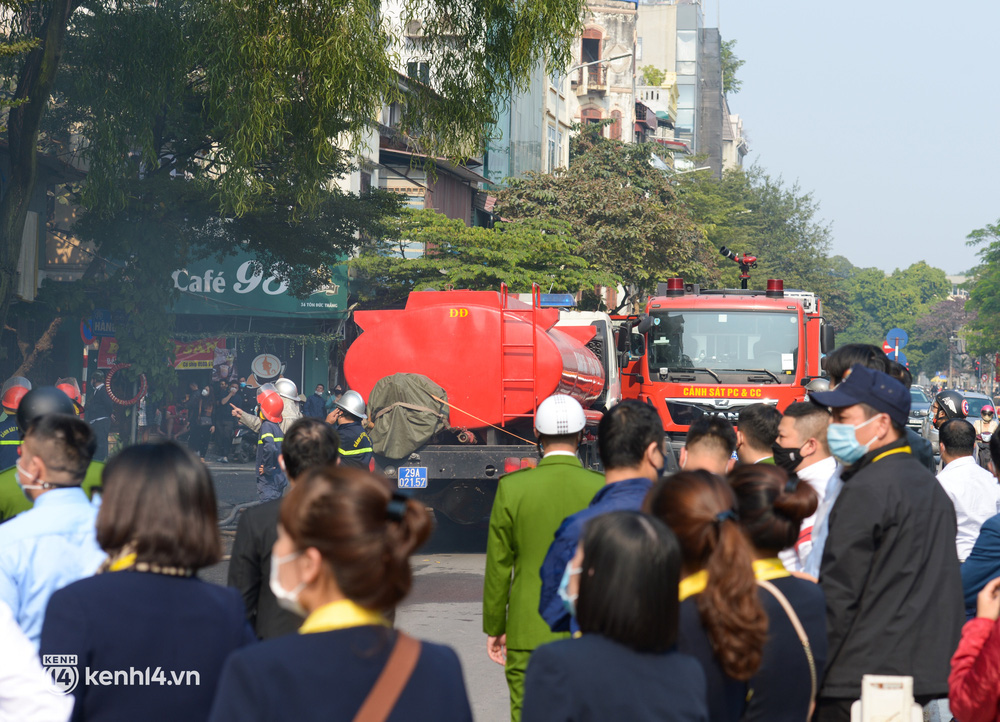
[379,148,489,185]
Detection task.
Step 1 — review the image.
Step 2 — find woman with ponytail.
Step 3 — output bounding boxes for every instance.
[208,467,473,722]
[644,470,767,722]
[729,463,827,721]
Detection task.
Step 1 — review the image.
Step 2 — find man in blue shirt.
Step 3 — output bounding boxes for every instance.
[0,411,104,646]
[539,400,667,633]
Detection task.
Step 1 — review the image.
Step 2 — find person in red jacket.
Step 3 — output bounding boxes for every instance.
[950,576,1000,721]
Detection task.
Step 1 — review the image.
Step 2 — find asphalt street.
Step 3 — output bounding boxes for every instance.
[203,460,509,722]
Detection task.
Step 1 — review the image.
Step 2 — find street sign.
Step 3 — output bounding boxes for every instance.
[90,309,115,338]
[886,328,908,349]
[80,319,94,345]
[893,351,908,367]
[882,340,892,354]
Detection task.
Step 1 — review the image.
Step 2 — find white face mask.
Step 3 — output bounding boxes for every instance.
[269,551,307,617]
[15,458,44,500]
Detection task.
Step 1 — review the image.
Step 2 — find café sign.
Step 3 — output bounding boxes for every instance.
[170,253,348,318]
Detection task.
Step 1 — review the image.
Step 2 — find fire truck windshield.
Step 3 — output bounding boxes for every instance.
[646,310,800,382]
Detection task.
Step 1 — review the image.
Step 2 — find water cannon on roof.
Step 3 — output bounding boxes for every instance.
[719,246,758,289]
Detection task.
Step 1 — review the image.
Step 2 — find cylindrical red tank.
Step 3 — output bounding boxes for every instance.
[345,290,605,429]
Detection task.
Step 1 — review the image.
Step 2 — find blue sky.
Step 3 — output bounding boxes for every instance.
[717,1,999,275]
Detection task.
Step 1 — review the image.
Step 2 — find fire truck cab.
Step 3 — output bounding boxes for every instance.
[619,278,835,452]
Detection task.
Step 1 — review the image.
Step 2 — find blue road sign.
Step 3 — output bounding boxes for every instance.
[91,309,115,338]
[893,350,908,366]
[886,328,909,349]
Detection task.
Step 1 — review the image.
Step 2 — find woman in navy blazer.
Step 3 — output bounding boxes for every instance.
[521,511,708,722]
[207,466,472,722]
[40,441,255,722]
[729,464,828,721]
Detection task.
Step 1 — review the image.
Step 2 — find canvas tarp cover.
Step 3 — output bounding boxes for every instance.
[367,373,450,459]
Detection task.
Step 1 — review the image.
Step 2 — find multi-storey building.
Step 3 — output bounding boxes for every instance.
[637,0,746,176]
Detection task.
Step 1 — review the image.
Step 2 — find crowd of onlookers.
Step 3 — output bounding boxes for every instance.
[8,342,1000,720]
[487,343,1000,722]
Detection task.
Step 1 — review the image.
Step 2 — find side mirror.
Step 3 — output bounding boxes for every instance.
[615,328,629,354]
[636,315,653,334]
[630,333,646,358]
[821,325,836,354]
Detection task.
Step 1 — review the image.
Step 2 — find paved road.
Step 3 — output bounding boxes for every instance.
[203,461,509,722]
[399,555,508,722]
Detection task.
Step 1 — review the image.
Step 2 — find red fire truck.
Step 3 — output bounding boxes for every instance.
[618,271,835,453]
[343,284,620,524]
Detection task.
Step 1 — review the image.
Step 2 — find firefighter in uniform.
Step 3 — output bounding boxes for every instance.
[0,377,31,471]
[255,389,287,502]
[326,390,373,469]
[232,378,301,435]
[56,377,85,417]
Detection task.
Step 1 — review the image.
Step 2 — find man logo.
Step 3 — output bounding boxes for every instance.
[42,654,79,694]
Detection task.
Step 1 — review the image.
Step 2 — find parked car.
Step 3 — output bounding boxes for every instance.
[922,391,992,458]
[908,387,932,432]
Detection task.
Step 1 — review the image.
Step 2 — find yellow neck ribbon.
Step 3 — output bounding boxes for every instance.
[679,557,791,601]
[298,599,390,635]
[873,445,911,463]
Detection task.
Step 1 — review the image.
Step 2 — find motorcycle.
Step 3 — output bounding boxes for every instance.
[976,431,993,470]
[231,425,258,464]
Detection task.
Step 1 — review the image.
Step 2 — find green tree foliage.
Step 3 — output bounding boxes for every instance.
[352,209,612,307]
[0,0,589,383]
[640,65,667,86]
[965,218,1000,357]
[676,166,851,330]
[721,39,745,96]
[912,298,976,376]
[495,125,709,310]
[835,261,950,371]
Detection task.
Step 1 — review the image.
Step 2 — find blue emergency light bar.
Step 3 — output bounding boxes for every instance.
[539,293,577,308]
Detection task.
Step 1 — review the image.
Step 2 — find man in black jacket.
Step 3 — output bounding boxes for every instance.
[84,372,114,462]
[227,417,339,639]
[809,365,963,721]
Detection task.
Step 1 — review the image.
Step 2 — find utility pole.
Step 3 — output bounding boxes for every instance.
[949,334,956,390]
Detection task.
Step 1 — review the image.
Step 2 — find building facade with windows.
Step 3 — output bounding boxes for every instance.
[567,1,639,144]
[637,0,741,177]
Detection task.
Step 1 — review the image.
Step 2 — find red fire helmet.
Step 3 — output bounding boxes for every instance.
[259,390,283,423]
[1,376,31,413]
[56,378,83,407]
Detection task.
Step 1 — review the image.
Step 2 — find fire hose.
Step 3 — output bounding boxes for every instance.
[105,363,148,406]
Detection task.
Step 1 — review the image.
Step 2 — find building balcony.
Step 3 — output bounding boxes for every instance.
[571,63,607,96]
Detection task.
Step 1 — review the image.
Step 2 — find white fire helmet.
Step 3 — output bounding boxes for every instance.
[534,394,586,436]
[334,390,368,420]
[274,378,299,401]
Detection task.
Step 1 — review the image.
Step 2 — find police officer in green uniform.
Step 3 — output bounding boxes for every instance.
[0,386,104,523]
[482,394,604,722]
[326,390,373,470]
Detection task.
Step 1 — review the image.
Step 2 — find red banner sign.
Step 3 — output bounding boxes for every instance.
[174,337,225,370]
[97,337,118,369]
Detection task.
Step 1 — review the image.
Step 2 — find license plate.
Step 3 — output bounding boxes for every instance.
[397,467,428,489]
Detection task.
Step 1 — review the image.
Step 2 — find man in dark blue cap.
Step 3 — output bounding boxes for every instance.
[809,364,963,722]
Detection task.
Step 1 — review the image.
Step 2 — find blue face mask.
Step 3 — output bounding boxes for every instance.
[827,415,879,465]
[557,563,582,617]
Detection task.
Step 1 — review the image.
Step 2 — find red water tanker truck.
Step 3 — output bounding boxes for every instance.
[343,285,619,524]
